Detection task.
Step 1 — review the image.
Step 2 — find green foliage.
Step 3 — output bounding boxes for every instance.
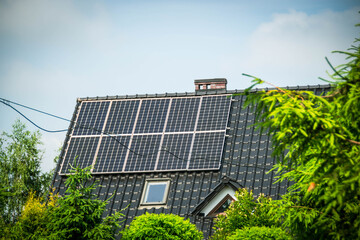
[121,212,203,240]
[228,226,292,240]
[0,120,51,226]
[3,165,124,239]
[236,31,360,239]
[211,189,287,240]
[0,221,12,240]
[12,190,58,239]
[45,165,125,240]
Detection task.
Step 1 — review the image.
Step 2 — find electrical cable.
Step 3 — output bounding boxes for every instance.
[0,97,272,171]
[1,97,141,156]
[0,100,68,133]
[0,97,71,122]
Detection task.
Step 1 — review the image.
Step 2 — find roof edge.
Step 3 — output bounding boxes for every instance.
[77,84,332,102]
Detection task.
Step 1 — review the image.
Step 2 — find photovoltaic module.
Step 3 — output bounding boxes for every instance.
[60,95,231,174]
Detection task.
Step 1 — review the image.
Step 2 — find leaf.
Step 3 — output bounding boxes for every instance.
[299,129,308,137]
[269,98,277,111]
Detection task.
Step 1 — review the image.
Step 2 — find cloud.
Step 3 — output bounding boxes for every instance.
[0,0,121,59]
[0,60,85,112]
[0,0,121,172]
[1,2,359,172]
[0,0,126,110]
[240,8,360,86]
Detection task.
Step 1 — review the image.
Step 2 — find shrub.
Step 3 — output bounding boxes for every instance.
[121,212,203,240]
[12,190,57,239]
[228,226,292,240]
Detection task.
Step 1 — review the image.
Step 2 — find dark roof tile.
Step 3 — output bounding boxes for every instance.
[52,84,332,239]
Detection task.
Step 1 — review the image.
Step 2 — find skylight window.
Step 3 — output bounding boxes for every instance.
[140,179,170,206]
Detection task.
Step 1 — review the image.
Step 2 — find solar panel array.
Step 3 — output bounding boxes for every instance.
[60,95,231,174]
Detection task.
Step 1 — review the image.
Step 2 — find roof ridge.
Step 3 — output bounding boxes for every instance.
[77,84,332,102]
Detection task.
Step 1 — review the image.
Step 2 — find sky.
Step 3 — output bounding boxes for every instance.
[0,0,359,173]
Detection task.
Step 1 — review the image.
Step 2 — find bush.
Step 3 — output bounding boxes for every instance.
[12,191,57,239]
[228,226,292,240]
[7,165,124,240]
[121,213,203,240]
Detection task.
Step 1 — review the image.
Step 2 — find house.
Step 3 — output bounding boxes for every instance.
[52,79,330,238]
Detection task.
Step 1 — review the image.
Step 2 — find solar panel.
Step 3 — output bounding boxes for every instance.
[60,95,231,174]
[93,136,131,173]
[125,134,162,172]
[188,132,225,170]
[104,100,140,134]
[165,98,200,132]
[73,101,110,136]
[60,137,100,174]
[134,99,170,134]
[156,133,193,170]
[196,95,231,131]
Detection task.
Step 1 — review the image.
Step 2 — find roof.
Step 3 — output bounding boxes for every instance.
[52,83,332,239]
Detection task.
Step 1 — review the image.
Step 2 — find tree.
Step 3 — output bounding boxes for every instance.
[235,27,360,239]
[45,165,125,240]
[6,165,124,240]
[121,212,203,240]
[0,120,51,225]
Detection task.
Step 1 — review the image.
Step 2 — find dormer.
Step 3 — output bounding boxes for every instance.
[191,176,242,217]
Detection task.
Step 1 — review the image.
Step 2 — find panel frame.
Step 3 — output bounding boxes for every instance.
[59,136,101,174]
[103,99,141,135]
[71,100,111,136]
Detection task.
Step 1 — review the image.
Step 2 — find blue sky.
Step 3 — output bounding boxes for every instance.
[0,0,359,172]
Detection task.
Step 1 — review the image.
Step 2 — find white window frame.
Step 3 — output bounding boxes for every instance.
[200,186,237,216]
[140,179,171,206]
[207,194,235,217]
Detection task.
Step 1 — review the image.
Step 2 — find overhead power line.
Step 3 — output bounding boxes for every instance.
[0,97,71,123]
[0,97,272,171]
[0,99,68,133]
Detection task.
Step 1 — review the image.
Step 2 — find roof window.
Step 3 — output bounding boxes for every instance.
[140,179,170,207]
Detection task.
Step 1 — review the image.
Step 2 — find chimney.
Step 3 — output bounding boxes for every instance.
[194,78,227,92]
